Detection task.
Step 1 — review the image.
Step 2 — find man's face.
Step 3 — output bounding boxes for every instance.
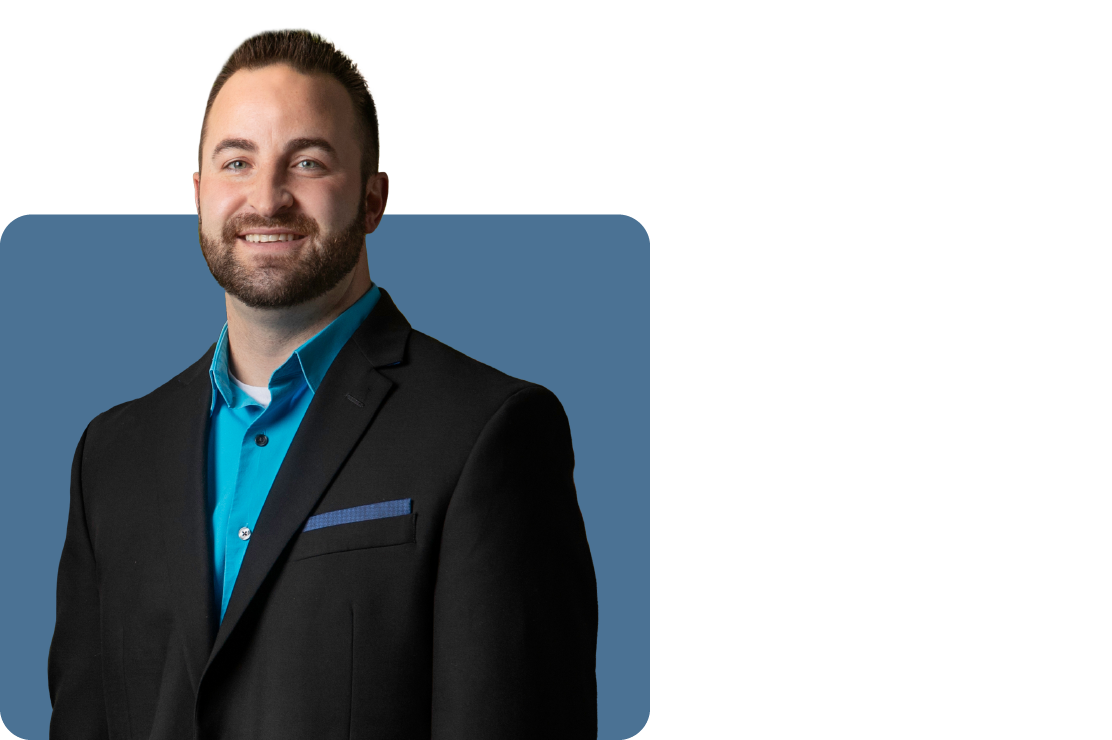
[195,64,369,309]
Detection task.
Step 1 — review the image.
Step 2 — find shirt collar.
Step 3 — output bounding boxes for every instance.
[209,284,382,414]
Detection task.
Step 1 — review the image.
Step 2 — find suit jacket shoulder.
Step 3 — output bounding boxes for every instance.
[80,343,216,495]
[402,329,543,410]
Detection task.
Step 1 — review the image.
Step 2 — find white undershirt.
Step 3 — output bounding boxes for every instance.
[229,372,271,407]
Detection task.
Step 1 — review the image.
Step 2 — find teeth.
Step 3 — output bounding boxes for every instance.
[244,233,301,243]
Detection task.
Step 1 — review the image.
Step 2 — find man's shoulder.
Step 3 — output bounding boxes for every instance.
[387,330,571,460]
[406,329,524,380]
[400,329,547,405]
[84,342,215,446]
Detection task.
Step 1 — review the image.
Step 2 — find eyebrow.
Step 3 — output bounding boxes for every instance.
[286,137,337,156]
[210,138,256,160]
[209,137,337,162]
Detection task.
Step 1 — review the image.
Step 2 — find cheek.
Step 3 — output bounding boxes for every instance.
[198,180,241,223]
[293,180,361,229]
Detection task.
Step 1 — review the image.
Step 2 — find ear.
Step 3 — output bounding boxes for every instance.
[363,172,389,235]
[193,172,201,215]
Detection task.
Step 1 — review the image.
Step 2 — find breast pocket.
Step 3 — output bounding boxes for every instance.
[288,510,417,561]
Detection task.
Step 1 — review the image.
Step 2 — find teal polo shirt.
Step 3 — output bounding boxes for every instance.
[206,285,381,621]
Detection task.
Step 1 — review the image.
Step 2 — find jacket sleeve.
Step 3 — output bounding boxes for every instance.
[431,386,598,739]
[47,425,110,740]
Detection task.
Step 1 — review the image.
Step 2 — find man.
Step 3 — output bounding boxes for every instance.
[47,30,597,740]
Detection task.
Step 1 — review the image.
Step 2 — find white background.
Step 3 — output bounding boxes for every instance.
[4,1,1112,738]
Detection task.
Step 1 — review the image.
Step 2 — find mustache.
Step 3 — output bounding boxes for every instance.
[220,213,321,243]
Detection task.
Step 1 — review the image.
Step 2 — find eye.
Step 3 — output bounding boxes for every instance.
[225,160,247,171]
[295,160,321,170]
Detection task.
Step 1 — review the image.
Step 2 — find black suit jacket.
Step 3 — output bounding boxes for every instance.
[47,290,598,740]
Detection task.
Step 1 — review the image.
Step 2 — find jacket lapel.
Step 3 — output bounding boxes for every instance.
[154,343,219,692]
[203,289,412,673]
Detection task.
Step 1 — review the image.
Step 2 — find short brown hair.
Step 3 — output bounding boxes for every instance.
[199,30,379,181]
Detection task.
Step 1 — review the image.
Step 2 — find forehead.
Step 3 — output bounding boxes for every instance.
[205,64,357,148]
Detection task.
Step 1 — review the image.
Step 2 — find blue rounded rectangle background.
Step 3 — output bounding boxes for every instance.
[0,215,648,739]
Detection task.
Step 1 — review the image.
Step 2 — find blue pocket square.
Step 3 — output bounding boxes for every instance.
[302,498,412,532]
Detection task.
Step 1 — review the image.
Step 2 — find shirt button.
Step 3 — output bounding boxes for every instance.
[238,527,252,541]
[255,434,268,447]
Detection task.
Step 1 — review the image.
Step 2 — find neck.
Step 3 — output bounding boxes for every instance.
[224,251,372,386]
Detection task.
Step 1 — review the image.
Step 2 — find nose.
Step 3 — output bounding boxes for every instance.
[248,162,294,217]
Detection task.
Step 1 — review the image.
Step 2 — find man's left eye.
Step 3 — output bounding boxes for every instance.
[296,160,320,169]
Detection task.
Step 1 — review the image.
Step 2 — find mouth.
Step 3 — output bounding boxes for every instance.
[236,231,308,247]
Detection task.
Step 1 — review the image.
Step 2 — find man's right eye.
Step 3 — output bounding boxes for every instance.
[226,160,247,171]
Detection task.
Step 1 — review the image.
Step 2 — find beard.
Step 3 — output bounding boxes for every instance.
[198,201,367,309]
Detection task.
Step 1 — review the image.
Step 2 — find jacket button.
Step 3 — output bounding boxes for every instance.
[239,527,252,541]
[255,434,268,447]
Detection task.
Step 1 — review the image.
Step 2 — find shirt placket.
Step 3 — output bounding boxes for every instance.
[221,401,270,610]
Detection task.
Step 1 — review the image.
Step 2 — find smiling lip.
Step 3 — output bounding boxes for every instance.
[237,230,307,244]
